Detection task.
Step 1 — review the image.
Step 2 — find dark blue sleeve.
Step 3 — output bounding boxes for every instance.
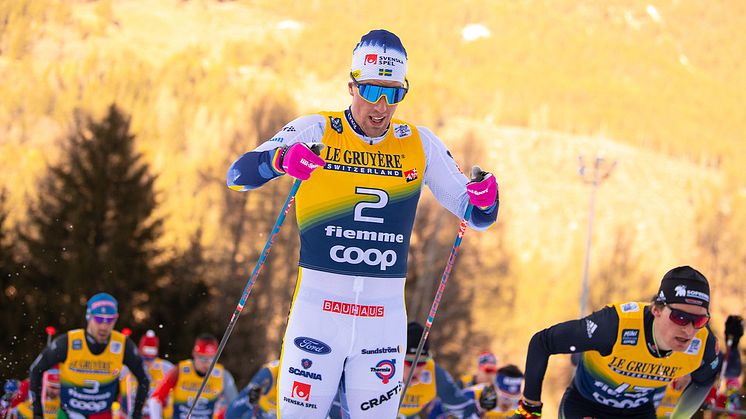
[122,338,150,419]
[470,201,498,229]
[224,387,252,419]
[522,306,619,401]
[433,363,478,416]
[29,334,68,416]
[668,329,720,416]
[249,367,274,393]
[426,398,445,419]
[690,331,720,384]
[226,149,283,191]
[724,342,742,378]
[224,367,274,419]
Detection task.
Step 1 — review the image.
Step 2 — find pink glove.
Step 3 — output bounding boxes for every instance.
[466,171,498,208]
[276,143,325,180]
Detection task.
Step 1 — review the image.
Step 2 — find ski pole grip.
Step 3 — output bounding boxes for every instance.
[471,165,487,182]
[309,143,325,156]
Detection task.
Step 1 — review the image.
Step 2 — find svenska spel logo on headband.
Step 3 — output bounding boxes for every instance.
[91,301,116,310]
[364,54,377,65]
[378,55,405,66]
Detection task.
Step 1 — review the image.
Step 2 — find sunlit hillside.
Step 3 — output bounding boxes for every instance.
[2,0,746,411]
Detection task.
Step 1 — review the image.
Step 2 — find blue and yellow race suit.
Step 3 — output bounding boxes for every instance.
[120,358,174,418]
[227,109,497,418]
[523,302,719,418]
[435,383,515,418]
[225,360,280,419]
[398,359,478,418]
[11,379,59,419]
[29,330,149,419]
[59,329,126,418]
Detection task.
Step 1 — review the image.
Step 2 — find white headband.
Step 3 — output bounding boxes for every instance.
[351,30,408,84]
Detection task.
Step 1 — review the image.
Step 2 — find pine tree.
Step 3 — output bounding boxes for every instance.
[148,228,211,361]
[19,104,164,345]
[0,189,29,378]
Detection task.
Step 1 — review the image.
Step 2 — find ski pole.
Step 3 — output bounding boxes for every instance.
[186,179,300,419]
[187,143,323,419]
[717,338,733,399]
[45,326,56,346]
[399,166,486,409]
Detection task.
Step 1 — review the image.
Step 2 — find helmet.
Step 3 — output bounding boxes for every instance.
[406,322,429,356]
[43,366,60,389]
[139,330,159,359]
[86,293,118,318]
[477,351,498,373]
[3,379,20,395]
[351,29,408,84]
[193,334,218,357]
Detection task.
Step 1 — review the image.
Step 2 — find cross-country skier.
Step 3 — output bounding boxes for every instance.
[226,28,499,418]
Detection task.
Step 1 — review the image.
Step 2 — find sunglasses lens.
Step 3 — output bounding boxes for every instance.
[94,316,116,324]
[359,84,376,102]
[669,308,708,328]
[358,84,405,105]
[394,88,406,103]
[669,313,689,326]
[692,316,709,328]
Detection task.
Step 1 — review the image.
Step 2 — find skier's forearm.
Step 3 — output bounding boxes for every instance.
[29,336,67,416]
[227,149,283,191]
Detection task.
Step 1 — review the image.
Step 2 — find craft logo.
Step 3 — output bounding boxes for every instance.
[360,383,401,411]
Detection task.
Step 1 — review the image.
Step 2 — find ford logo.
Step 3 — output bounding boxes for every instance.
[294,337,332,355]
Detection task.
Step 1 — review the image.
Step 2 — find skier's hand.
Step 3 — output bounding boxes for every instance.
[478,384,498,411]
[247,385,262,405]
[509,399,542,418]
[466,166,498,209]
[671,374,691,391]
[725,315,744,347]
[276,143,325,180]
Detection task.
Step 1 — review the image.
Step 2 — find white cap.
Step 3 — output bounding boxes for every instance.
[351,29,408,84]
